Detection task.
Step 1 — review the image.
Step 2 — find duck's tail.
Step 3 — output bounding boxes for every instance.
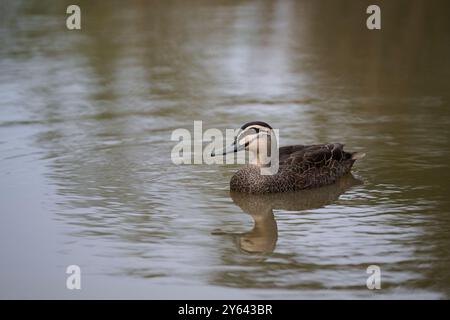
[351,152,366,160]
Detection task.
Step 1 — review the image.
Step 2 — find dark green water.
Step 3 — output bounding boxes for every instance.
[1,0,449,298]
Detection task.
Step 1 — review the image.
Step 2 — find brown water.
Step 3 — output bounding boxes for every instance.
[1,0,450,299]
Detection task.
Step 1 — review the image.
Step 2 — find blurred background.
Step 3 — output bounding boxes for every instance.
[0,0,449,299]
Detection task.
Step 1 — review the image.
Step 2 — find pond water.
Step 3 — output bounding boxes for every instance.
[1,0,449,299]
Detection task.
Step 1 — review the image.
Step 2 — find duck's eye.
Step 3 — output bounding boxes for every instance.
[245,127,258,134]
[237,127,260,145]
[246,127,258,136]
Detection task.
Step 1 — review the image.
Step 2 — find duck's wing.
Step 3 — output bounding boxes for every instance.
[280,143,353,167]
[278,145,307,164]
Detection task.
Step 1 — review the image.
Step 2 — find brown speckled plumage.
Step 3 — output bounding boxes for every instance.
[230,143,362,193]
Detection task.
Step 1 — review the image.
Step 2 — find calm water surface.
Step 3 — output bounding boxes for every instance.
[1,0,450,299]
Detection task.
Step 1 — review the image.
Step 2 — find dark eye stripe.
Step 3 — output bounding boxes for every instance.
[243,126,258,134]
[237,125,264,143]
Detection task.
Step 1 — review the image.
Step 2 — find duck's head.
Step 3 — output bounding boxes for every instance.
[211,121,274,163]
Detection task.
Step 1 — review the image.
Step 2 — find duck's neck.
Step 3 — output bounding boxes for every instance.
[256,150,272,167]
[250,134,279,173]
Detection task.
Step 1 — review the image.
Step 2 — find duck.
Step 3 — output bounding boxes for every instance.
[212,121,365,194]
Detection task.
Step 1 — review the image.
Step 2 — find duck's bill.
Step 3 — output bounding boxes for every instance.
[211,142,245,157]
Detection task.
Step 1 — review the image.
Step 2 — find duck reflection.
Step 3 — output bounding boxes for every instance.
[227,174,362,254]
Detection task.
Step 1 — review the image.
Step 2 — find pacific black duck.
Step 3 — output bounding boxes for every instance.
[212,121,365,194]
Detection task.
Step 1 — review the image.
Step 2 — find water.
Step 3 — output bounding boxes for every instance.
[1,0,450,299]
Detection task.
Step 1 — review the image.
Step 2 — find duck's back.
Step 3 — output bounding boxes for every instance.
[230,143,362,193]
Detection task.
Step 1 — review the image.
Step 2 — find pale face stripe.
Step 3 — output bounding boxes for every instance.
[237,125,272,145]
